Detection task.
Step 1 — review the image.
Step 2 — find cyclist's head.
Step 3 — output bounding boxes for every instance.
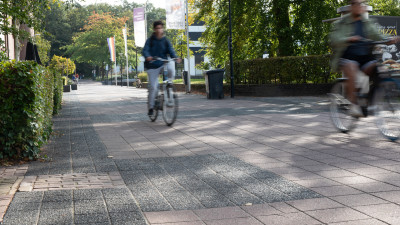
[349,0,366,17]
[153,20,164,37]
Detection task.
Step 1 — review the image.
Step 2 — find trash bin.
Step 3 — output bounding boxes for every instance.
[204,69,225,99]
[182,71,187,86]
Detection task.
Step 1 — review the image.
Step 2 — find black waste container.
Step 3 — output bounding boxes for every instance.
[182,71,188,85]
[204,69,225,99]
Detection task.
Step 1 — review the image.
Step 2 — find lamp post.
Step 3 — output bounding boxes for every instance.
[229,0,234,98]
[119,52,124,87]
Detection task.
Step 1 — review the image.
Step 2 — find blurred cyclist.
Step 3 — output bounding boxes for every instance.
[330,0,399,117]
[143,20,182,116]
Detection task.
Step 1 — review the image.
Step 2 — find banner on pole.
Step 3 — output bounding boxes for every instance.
[133,7,146,47]
[122,28,128,57]
[107,37,116,62]
[166,0,185,30]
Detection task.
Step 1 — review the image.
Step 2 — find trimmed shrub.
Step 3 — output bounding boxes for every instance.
[62,76,68,85]
[53,70,63,114]
[138,72,148,82]
[226,55,340,85]
[0,61,54,160]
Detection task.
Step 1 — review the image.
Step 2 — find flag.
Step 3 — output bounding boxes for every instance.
[133,7,146,47]
[107,37,116,62]
[166,0,185,30]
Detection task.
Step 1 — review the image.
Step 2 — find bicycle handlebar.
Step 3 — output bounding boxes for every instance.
[358,38,391,46]
[151,57,179,63]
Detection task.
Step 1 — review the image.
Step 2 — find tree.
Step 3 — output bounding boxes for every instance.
[33,33,51,65]
[49,55,75,76]
[193,0,350,67]
[369,0,400,16]
[64,12,127,79]
[0,0,58,60]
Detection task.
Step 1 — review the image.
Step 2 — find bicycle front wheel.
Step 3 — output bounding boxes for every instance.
[329,81,357,133]
[149,98,159,122]
[373,81,400,141]
[162,87,178,126]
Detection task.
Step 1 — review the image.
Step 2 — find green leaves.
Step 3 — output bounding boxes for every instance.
[0,61,55,160]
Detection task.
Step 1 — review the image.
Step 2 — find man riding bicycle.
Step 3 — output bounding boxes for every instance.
[143,20,182,116]
[329,0,399,117]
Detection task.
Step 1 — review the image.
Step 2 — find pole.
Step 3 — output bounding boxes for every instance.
[229,0,234,98]
[115,61,117,86]
[145,1,148,40]
[186,0,191,93]
[125,24,129,88]
[126,56,129,88]
[136,48,138,76]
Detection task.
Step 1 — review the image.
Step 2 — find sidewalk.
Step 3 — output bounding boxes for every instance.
[2,80,400,224]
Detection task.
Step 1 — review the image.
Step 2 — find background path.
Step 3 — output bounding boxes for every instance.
[2,80,400,224]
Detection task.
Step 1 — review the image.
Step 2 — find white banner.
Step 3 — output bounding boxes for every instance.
[122,28,128,57]
[166,0,185,30]
[133,7,146,47]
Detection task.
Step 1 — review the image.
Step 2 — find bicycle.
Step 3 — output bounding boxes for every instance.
[329,39,400,141]
[133,75,142,88]
[148,58,179,126]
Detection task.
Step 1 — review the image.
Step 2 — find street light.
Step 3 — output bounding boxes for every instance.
[119,52,124,87]
[229,0,234,98]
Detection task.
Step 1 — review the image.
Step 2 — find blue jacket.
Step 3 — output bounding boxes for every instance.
[142,35,177,69]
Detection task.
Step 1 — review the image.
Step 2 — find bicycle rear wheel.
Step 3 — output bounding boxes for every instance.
[162,87,178,126]
[373,81,400,141]
[329,81,358,133]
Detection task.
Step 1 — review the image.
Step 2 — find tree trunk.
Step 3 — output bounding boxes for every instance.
[12,17,20,61]
[272,0,293,56]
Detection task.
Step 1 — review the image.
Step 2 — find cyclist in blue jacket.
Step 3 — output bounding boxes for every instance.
[143,20,182,116]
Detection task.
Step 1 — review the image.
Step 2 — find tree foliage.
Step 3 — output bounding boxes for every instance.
[49,55,75,76]
[194,0,400,68]
[64,12,127,69]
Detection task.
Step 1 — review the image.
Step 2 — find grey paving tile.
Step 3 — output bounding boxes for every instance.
[2,209,40,225]
[256,212,321,225]
[286,198,344,211]
[73,189,103,201]
[37,208,73,225]
[41,201,72,209]
[306,207,370,223]
[331,193,389,207]
[109,212,147,225]
[74,213,110,224]
[74,199,107,215]
[43,190,73,202]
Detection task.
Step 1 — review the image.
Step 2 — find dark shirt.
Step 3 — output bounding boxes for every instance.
[342,20,370,58]
[142,35,177,69]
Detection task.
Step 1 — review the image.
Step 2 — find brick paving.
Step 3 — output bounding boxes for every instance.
[2,80,400,224]
[18,172,125,192]
[0,166,28,222]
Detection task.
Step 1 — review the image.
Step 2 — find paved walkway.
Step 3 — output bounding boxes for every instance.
[2,80,400,224]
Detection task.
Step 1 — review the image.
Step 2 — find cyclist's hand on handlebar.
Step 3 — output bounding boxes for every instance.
[388,36,400,45]
[146,57,153,62]
[348,35,362,43]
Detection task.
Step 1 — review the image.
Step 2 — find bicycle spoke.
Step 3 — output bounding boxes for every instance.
[329,82,357,133]
[373,81,400,141]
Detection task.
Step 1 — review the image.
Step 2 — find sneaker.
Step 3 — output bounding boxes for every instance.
[349,104,363,117]
[148,108,154,116]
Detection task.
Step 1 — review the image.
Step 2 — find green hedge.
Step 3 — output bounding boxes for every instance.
[0,61,54,160]
[226,55,340,85]
[53,70,63,114]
